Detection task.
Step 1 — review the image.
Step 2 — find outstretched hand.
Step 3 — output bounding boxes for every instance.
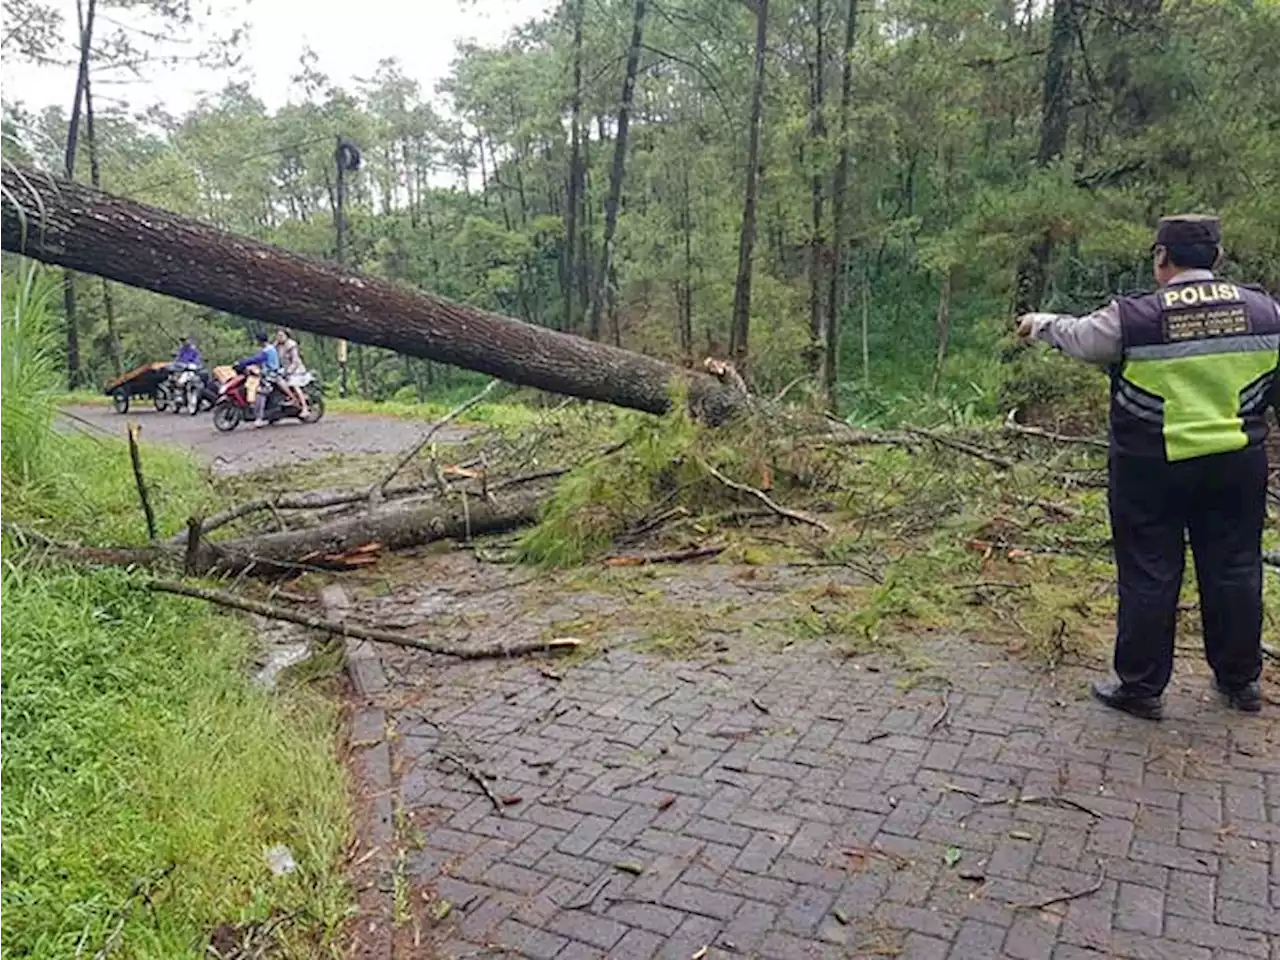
[1014,314,1042,340]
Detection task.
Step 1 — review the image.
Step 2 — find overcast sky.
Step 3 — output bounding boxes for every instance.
[2,0,554,118]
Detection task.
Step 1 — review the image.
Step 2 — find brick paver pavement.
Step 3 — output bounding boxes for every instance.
[345,610,1279,959]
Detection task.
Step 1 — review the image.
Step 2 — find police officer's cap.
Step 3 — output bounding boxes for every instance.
[1154,214,1221,248]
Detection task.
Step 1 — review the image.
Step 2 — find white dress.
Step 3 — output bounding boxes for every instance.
[280,339,309,387]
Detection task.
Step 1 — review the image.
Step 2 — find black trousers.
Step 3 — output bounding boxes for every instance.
[1109,445,1267,697]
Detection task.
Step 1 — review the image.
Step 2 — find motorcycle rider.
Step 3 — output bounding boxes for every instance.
[236,333,283,428]
[174,335,202,368]
[275,328,310,419]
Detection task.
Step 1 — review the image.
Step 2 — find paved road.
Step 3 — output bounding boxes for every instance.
[64,403,471,476]
[342,559,1280,960]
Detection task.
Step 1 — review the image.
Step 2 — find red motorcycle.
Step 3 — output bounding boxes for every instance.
[212,366,325,432]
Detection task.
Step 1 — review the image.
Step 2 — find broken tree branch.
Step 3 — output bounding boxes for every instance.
[1009,858,1106,910]
[929,688,952,731]
[698,459,832,534]
[1011,495,1083,521]
[147,579,582,659]
[439,751,505,815]
[1003,409,1108,450]
[184,516,202,575]
[905,426,1015,470]
[602,544,726,566]
[166,481,457,546]
[373,379,500,498]
[126,422,158,541]
[59,487,550,576]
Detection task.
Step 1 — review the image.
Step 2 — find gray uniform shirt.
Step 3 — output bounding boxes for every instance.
[1028,269,1280,366]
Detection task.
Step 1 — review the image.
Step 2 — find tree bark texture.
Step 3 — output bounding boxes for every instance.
[807,0,827,371]
[728,0,769,365]
[58,488,547,576]
[824,0,857,411]
[61,0,97,389]
[588,0,646,343]
[1,165,746,422]
[1014,0,1074,314]
[82,63,124,375]
[201,488,545,575]
[563,0,586,334]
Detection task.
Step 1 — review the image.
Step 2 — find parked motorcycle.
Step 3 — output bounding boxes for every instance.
[212,366,325,432]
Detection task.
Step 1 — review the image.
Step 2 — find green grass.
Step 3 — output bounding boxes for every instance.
[2,265,62,491]
[329,392,546,430]
[0,564,350,959]
[2,262,351,958]
[6,431,223,546]
[56,389,111,407]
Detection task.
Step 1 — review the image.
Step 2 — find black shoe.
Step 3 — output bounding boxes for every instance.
[1214,680,1262,713]
[1091,679,1163,720]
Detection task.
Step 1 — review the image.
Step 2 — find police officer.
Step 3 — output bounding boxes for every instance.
[1016,214,1279,719]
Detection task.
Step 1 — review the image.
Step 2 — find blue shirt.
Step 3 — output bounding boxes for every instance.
[240,344,281,372]
[175,343,201,366]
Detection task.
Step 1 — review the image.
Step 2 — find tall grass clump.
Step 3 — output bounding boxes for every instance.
[1,263,62,492]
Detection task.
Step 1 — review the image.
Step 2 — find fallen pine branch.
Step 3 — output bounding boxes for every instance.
[172,440,625,551]
[1011,495,1083,521]
[1004,409,1109,450]
[698,459,832,534]
[165,482,446,546]
[904,426,1015,470]
[372,379,500,499]
[602,544,726,566]
[147,579,582,659]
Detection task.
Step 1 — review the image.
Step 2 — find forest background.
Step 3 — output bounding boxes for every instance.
[4,0,1279,425]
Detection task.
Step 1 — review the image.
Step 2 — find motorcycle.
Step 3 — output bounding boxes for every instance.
[212,366,325,432]
[156,362,214,415]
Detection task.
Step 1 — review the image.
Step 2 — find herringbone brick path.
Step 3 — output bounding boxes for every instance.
[346,621,1278,959]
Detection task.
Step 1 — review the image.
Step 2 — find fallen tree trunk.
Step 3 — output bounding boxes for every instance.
[203,487,544,574]
[1,164,745,422]
[50,488,546,575]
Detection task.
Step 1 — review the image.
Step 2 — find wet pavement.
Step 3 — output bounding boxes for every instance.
[63,402,471,476]
[341,556,1280,960]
